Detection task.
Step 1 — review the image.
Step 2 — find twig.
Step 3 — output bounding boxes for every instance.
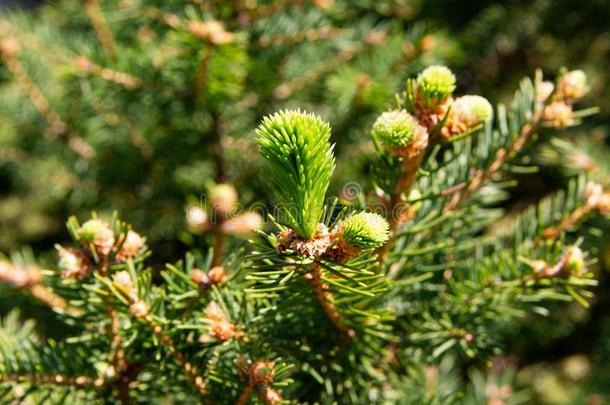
[75,57,142,89]
[0,263,80,316]
[234,382,254,405]
[377,154,424,262]
[140,313,207,395]
[443,111,543,213]
[83,0,116,58]
[540,204,594,240]
[28,284,80,316]
[212,232,226,267]
[123,294,206,396]
[307,263,354,338]
[97,264,130,402]
[0,373,104,388]
[195,46,215,101]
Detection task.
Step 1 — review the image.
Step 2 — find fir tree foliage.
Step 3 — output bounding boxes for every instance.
[0,60,605,403]
[0,1,608,403]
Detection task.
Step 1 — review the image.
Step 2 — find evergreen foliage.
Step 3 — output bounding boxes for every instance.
[0,1,609,404]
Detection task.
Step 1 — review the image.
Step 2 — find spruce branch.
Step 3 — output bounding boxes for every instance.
[538,180,610,241]
[98,264,129,387]
[0,39,95,159]
[111,274,208,396]
[140,313,207,396]
[541,203,594,240]
[0,261,77,316]
[0,20,72,65]
[442,109,543,213]
[74,57,143,89]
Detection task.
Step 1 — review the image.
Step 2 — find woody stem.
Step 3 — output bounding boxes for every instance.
[377,154,423,262]
[307,263,353,338]
[234,382,255,405]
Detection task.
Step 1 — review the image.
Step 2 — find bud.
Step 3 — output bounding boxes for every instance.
[209,183,238,218]
[338,212,390,250]
[416,97,453,135]
[276,224,331,258]
[371,110,428,158]
[0,260,12,281]
[129,301,148,318]
[0,261,40,288]
[204,302,238,341]
[313,0,333,9]
[209,31,235,45]
[441,95,492,139]
[190,268,210,287]
[113,271,135,297]
[416,65,456,108]
[74,57,95,73]
[207,266,227,285]
[221,212,264,235]
[249,361,275,386]
[327,212,389,262]
[57,247,91,280]
[261,387,282,404]
[117,230,145,261]
[209,320,237,341]
[597,193,610,214]
[189,20,234,44]
[186,205,209,230]
[460,95,493,124]
[585,181,604,207]
[543,101,574,128]
[204,302,226,322]
[557,70,588,100]
[536,80,555,102]
[0,38,20,57]
[563,246,585,275]
[77,219,115,256]
[532,260,550,275]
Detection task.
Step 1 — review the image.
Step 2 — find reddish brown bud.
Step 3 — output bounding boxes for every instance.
[261,387,282,404]
[543,101,574,128]
[207,266,227,285]
[117,230,145,261]
[249,361,275,386]
[190,269,210,286]
[276,224,331,258]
